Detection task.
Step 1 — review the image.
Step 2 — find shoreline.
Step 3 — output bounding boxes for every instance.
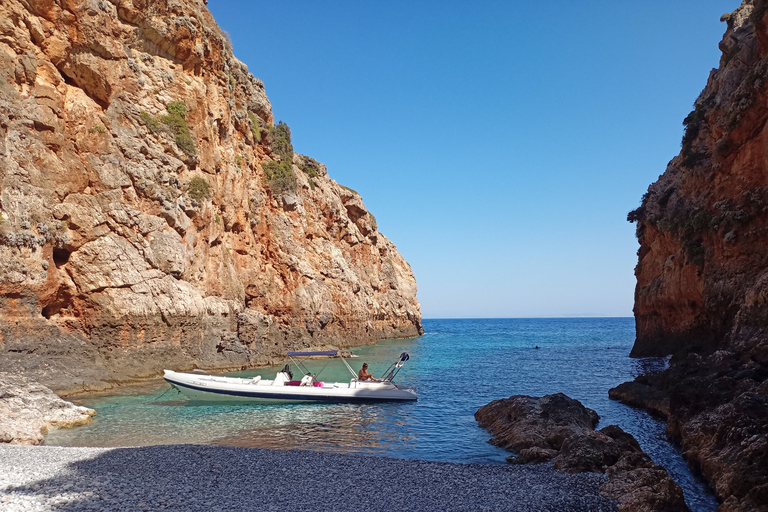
[0,444,617,512]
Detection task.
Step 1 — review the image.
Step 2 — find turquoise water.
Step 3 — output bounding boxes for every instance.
[45,318,716,511]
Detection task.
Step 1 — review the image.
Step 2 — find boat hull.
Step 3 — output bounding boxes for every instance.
[163,370,417,403]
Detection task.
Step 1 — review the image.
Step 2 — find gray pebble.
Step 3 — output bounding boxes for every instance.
[0,444,618,511]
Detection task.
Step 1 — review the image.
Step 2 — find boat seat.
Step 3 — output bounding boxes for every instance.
[251,376,261,384]
[272,371,291,386]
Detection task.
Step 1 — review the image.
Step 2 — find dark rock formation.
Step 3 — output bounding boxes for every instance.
[0,0,422,396]
[619,2,768,510]
[476,394,688,512]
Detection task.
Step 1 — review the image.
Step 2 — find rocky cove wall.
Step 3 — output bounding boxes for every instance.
[624,1,768,510]
[631,0,768,359]
[0,0,422,395]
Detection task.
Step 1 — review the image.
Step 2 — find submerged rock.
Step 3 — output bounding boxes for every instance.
[0,372,95,445]
[476,394,688,512]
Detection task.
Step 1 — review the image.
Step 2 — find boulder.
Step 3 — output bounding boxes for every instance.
[0,372,95,444]
[476,394,689,512]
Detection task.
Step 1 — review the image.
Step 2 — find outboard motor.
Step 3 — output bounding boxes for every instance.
[272,364,293,386]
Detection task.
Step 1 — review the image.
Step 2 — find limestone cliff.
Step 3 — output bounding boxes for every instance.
[621,2,768,510]
[0,0,423,395]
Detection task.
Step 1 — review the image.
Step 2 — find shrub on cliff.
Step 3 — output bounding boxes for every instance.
[248,112,262,143]
[140,111,160,132]
[159,101,196,156]
[681,105,705,153]
[263,160,297,194]
[263,121,297,194]
[268,121,293,159]
[188,176,210,202]
[139,103,196,156]
[299,156,321,178]
[683,209,714,235]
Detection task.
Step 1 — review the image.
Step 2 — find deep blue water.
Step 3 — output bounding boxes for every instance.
[45,318,716,511]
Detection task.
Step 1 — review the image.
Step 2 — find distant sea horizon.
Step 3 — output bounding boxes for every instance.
[421,315,634,319]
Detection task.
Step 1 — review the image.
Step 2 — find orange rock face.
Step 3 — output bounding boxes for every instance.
[0,0,422,394]
[625,2,768,510]
[632,2,768,358]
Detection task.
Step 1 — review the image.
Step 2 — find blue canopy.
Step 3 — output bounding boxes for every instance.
[287,351,338,357]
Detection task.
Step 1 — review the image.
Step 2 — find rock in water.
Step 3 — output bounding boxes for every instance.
[475,393,599,456]
[621,2,768,510]
[0,0,422,396]
[0,372,95,444]
[476,394,688,512]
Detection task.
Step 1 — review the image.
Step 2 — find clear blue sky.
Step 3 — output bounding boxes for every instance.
[208,1,736,319]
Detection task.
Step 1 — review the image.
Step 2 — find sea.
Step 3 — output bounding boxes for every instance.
[45,317,717,511]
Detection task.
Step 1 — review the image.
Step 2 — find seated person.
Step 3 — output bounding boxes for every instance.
[358,363,379,382]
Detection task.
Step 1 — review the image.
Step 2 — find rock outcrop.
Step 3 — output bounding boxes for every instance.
[0,0,422,395]
[0,371,95,444]
[620,1,768,511]
[475,394,688,512]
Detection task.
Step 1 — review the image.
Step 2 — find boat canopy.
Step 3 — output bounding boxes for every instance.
[286,350,338,357]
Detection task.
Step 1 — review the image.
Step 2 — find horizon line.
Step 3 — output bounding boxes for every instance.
[421,316,634,320]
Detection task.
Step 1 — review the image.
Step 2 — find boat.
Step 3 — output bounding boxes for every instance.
[163,351,417,402]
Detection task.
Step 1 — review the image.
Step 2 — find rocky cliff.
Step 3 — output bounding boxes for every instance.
[0,0,422,395]
[621,1,768,511]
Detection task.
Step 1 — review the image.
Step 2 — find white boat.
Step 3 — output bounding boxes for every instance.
[163,351,417,402]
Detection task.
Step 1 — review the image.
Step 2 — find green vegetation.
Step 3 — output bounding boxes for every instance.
[627,206,644,224]
[683,209,714,235]
[248,112,261,143]
[166,101,188,118]
[268,121,293,157]
[681,105,705,154]
[188,176,211,202]
[140,111,160,132]
[298,156,321,178]
[263,121,297,194]
[263,160,296,194]
[236,155,243,167]
[88,124,107,134]
[159,101,195,156]
[681,151,707,169]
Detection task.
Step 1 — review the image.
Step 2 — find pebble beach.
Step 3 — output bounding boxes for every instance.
[0,444,618,511]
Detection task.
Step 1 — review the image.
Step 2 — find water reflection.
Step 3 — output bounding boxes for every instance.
[209,403,414,453]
